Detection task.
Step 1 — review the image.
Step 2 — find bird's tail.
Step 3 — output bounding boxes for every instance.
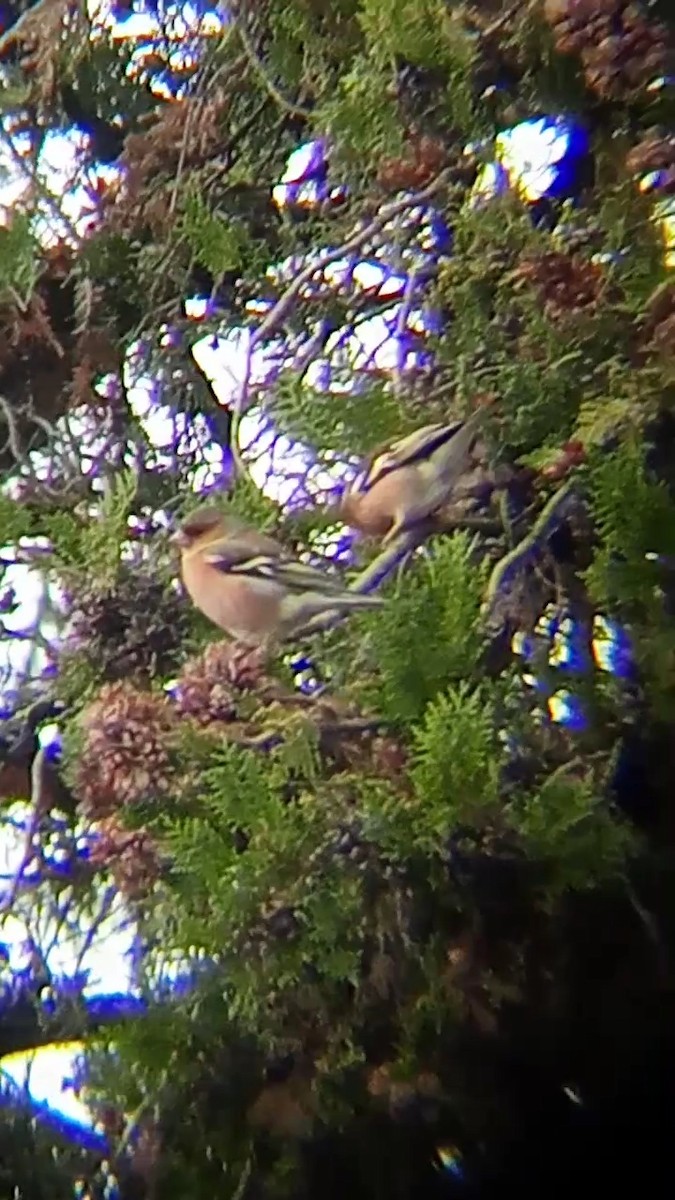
[334,592,383,609]
[432,409,486,477]
[288,590,383,623]
[313,591,383,612]
[281,589,383,638]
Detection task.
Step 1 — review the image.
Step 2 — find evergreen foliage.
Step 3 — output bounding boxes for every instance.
[2,0,675,1197]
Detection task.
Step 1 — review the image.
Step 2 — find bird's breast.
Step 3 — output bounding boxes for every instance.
[346,467,425,533]
[182,558,282,644]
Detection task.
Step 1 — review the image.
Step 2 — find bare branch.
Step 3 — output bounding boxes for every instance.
[0,746,50,917]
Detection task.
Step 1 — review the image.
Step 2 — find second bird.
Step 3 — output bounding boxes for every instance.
[339,413,487,544]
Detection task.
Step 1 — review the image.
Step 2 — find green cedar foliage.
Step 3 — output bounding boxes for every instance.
[5,0,675,1196]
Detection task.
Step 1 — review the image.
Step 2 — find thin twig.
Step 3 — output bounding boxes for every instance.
[0,746,48,916]
[0,394,26,463]
[482,480,580,621]
[479,0,527,41]
[230,172,457,468]
[251,172,454,354]
[115,1066,172,1161]
[235,716,387,752]
[286,523,429,643]
[236,21,312,119]
[392,266,421,396]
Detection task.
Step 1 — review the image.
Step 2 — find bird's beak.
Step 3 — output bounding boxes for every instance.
[169,529,190,549]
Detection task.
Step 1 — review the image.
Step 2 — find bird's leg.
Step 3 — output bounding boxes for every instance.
[256,632,281,667]
[380,511,410,547]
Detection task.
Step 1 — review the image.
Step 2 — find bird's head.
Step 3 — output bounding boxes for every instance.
[170,505,227,549]
[335,490,359,523]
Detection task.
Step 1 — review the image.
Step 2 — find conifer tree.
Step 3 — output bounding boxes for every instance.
[2,0,675,1196]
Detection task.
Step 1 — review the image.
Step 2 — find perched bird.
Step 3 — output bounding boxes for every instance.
[339,412,487,544]
[171,506,383,649]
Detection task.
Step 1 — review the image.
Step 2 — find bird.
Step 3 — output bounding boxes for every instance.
[171,506,383,650]
[338,411,488,544]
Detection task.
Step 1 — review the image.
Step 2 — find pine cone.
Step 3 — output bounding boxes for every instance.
[626,130,675,192]
[76,682,176,817]
[370,735,409,781]
[544,0,622,55]
[67,571,190,682]
[513,250,606,318]
[544,0,672,100]
[173,640,270,726]
[377,132,447,191]
[415,133,447,169]
[89,815,164,899]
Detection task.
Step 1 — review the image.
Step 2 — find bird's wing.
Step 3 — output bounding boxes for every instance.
[220,521,286,557]
[200,530,282,568]
[353,419,479,493]
[221,554,365,599]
